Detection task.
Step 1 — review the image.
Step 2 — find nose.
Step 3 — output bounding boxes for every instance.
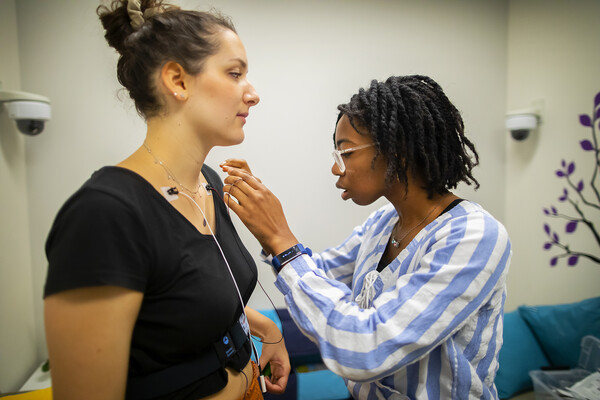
[332,161,344,176]
[244,82,260,106]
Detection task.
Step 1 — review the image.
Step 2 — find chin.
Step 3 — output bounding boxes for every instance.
[352,196,380,206]
[221,132,245,147]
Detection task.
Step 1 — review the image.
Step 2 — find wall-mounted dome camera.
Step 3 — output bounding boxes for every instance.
[505,112,539,141]
[0,90,51,136]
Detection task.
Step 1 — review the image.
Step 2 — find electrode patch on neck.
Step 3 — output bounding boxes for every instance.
[161,186,179,202]
[161,183,212,202]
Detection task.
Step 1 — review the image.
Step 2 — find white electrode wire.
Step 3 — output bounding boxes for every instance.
[178,191,262,369]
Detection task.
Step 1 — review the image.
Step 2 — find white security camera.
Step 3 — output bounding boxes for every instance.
[505,112,539,141]
[0,90,51,136]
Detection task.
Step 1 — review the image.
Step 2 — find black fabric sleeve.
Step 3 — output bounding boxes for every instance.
[44,188,151,297]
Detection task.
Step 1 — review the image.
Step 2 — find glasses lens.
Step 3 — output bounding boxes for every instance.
[332,151,345,173]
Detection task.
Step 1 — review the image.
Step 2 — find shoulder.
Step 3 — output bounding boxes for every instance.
[47,168,151,246]
[433,200,511,252]
[57,167,149,219]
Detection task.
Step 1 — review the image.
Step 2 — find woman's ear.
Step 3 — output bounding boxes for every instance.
[160,61,188,100]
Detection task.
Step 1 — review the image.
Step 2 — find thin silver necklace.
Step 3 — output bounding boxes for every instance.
[391,201,443,248]
[142,142,203,196]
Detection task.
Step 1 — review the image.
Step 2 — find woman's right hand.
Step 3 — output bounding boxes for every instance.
[219,159,261,183]
[220,160,298,256]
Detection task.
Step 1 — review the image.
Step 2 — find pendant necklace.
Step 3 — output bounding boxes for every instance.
[142,142,203,196]
[390,201,443,248]
[142,141,207,227]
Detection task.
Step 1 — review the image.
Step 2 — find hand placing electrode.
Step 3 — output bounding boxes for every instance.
[221,159,300,259]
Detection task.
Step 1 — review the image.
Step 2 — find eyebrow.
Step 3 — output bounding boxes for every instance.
[230,57,248,70]
[335,139,354,148]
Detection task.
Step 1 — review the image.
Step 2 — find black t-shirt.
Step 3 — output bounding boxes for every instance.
[44,165,257,399]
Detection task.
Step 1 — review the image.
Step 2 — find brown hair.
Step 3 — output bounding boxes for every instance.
[97,0,236,118]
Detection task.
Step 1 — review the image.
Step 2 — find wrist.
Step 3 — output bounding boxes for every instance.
[264,235,299,256]
[272,243,312,273]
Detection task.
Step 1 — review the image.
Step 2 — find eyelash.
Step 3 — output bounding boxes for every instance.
[230,72,242,79]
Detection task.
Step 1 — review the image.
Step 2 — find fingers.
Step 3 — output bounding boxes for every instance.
[220,158,250,171]
[220,158,259,181]
[223,167,262,191]
[265,375,288,394]
[222,163,262,184]
[264,362,289,394]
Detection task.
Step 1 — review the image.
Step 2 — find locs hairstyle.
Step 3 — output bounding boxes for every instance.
[336,75,480,198]
[97,0,236,119]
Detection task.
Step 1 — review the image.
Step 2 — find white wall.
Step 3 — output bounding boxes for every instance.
[503,0,600,311]
[3,0,597,392]
[0,0,38,393]
[16,0,509,330]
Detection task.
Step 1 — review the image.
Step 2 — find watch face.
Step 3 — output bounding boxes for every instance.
[272,244,310,272]
[279,245,300,262]
[273,245,301,271]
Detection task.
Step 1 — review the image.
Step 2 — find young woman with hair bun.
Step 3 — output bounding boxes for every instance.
[43,1,289,399]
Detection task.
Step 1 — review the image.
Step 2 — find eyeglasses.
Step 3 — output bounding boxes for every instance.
[332,143,376,173]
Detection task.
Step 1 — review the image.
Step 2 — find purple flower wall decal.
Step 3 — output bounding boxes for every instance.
[568,255,579,266]
[558,189,568,201]
[581,140,594,151]
[542,91,600,267]
[579,114,592,127]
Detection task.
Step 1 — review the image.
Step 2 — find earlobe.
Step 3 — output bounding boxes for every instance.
[160,62,188,101]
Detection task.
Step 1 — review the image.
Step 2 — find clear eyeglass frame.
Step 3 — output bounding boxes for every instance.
[332,142,376,173]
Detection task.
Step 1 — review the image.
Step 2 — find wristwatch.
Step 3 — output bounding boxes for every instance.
[272,243,312,273]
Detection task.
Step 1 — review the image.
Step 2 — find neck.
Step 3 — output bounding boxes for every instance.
[142,117,211,188]
[386,176,457,227]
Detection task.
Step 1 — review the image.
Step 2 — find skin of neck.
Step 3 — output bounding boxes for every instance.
[141,112,211,188]
[385,171,457,228]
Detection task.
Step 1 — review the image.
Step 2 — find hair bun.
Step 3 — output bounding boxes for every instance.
[127,0,163,30]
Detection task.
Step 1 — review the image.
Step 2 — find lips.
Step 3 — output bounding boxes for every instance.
[237,112,248,125]
[336,182,349,200]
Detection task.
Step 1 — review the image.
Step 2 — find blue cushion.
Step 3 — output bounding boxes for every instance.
[518,297,600,368]
[297,369,349,400]
[495,310,550,399]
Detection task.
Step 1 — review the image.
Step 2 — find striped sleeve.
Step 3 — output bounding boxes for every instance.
[306,207,389,287]
[274,206,511,383]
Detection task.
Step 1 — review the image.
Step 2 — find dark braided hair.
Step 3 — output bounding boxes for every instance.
[97,0,236,119]
[336,75,479,198]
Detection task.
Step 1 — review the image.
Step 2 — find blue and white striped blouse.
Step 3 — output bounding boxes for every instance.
[271,201,511,399]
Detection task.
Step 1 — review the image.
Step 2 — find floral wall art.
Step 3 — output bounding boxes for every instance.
[543,91,600,267]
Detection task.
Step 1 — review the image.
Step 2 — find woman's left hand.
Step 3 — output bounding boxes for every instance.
[221,160,298,255]
[259,329,290,394]
[244,307,290,394]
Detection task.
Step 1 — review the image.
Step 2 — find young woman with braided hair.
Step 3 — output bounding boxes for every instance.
[43,1,290,399]
[221,75,512,399]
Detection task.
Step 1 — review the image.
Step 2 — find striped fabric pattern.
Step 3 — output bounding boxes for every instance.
[272,201,511,399]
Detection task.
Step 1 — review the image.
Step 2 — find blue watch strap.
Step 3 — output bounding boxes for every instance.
[272,244,312,273]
